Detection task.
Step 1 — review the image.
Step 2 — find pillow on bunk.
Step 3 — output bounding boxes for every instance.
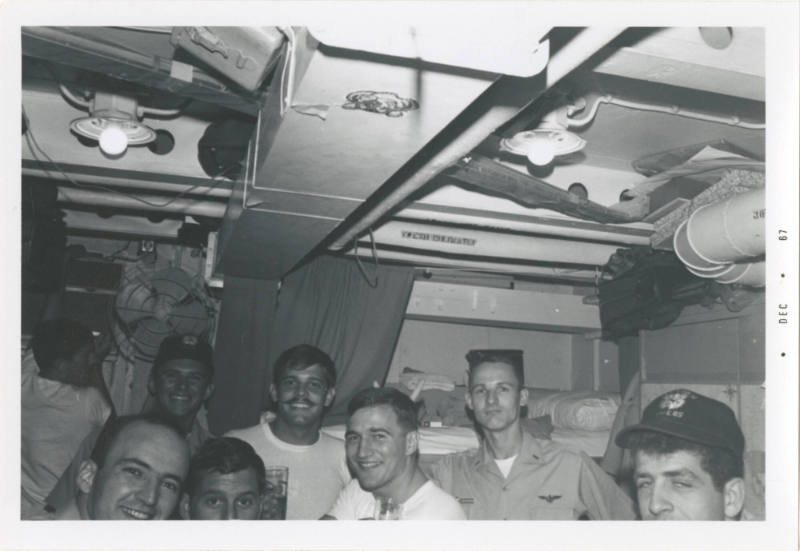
[526,389,621,432]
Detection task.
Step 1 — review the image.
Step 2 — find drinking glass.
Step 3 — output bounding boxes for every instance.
[261,466,289,520]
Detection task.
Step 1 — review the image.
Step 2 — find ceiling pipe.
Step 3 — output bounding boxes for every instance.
[327,27,626,252]
[57,187,227,218]
[23,166,233,199]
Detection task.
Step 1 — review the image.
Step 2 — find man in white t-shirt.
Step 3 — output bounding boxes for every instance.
[323,387,464,520]
[225,345,349,519]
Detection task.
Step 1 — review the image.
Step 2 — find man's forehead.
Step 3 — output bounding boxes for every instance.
[283,363,328,379]
[347,404,399,430]
[470,362,519,384]
[159,359,210,376]
[635,448,707,475]
[107,422,189,470]
[197,468,259,492]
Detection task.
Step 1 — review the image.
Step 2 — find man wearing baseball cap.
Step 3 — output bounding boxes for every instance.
[46,334,215,514]
[616,389,746,521]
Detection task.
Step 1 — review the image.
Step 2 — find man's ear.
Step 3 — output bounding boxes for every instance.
[324,387,336,408]
[405,430,419,456]
[269,383,278,404]
[203,382,215,401]
[77,459,98,494]
[519,387,529,409]
[179,494,192,520]
[723,477,746,520]
[465,390,473,411]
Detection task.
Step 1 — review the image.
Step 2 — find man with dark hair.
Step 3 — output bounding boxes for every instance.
[226,344,349,519]
[54,414,190,520]
[22,318,112,518]
[616,389,746,520]
[323,387,464,520]
[180,437,266,520]
[46,334,215,513]
[430,349,635,520]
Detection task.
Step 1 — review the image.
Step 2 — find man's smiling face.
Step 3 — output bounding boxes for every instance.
[83,421,189,520]
[151,359,213,419]
[271,364,335,428]
[345,404,414,496]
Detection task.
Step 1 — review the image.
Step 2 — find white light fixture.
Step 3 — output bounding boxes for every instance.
[60,86,181,156]
[501,104,587,167]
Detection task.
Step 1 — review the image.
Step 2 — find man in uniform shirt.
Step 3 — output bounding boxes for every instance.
[616,388,746,520]
[430,349,636,520]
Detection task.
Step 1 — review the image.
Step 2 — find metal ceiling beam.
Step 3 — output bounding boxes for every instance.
[22,27,260,116]
[323,28,626,253]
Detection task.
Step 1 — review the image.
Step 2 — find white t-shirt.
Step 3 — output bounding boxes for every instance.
[327,479,466,520]
[494,455,517,478]
[225,421,350,520]
[20,350,111,512]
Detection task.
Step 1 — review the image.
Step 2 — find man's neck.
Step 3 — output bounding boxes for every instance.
[372,460,427,504]
[482,423,524,460]
[269,418,320,446]
[150,404,196,435]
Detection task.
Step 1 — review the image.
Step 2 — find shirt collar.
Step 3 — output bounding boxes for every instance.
[474,428,544,467]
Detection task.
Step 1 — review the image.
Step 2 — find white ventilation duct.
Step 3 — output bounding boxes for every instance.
[673,188,765,287]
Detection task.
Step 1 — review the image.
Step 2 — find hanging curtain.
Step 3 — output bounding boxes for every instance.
[268,255,415,425]
[207,275,278,435]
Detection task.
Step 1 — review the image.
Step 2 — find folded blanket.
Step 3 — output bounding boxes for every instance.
[399,367,456,394]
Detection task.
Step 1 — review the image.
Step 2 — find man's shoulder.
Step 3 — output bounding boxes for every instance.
[224,423,265,442]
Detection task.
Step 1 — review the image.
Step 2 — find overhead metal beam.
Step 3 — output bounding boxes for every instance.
[22,27,259,116]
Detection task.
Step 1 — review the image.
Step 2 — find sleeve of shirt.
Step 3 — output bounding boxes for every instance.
[428,453,456,494]
[83,387,112,426]
[326,480,364,520]
[45,423,104,511]
[576,452,637,520]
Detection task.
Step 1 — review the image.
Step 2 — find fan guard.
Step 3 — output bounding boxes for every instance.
[113,266,212,361]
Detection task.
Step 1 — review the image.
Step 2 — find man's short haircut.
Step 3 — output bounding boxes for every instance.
[31,318,94,372]
[625,430,743,492]
[90,413,185,470]
[466,349,524,388]
[184,437,266,496]
[347,387,418,432]
[272,344,336,388]
[151,334,214,379]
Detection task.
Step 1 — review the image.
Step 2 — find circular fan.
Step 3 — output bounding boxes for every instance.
[113,266,213,361]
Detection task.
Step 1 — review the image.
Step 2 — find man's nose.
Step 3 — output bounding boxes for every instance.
[647,483,672,518]
[138,477,160,506]
[486,388,499,405]
[356,438,372,459]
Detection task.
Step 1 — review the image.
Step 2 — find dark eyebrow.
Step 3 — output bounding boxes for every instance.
[118,458,183,484]
[662,469,702,480]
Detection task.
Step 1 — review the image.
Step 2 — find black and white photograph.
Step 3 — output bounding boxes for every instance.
[3,2,798,550]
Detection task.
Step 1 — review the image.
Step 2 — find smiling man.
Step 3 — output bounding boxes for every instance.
[430,349,635,520]
[225,345,349,519]
[323,387,464,520]
[54,414,190,520]
[615,389,746,521]
[180,437,265,520]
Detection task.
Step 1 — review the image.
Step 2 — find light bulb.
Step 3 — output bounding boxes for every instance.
[99,124,128,155]
[526,142,555,166]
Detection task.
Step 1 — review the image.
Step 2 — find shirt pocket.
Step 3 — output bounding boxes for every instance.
[528,506,577,520]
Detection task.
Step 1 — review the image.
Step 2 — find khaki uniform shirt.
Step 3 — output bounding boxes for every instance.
[430,431,636,520]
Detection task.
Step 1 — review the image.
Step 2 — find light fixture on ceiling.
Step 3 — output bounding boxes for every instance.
[60,85,181,156]
[500,103,587,167]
